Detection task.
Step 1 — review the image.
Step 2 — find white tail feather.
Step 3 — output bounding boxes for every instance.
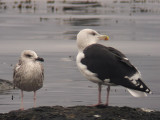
[127,88,147,97]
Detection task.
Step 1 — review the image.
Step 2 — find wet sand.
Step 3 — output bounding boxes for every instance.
[0,0,160,113]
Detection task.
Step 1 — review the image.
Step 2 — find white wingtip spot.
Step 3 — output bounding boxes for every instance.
[140,85,143,88]
[93,115,101,118]
[146,89,152,94]
[123,57,129,60]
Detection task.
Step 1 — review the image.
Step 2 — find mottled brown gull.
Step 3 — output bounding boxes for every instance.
[13,50,44,110]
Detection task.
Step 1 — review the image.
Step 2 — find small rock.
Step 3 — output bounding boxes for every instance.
[0,79,13,91]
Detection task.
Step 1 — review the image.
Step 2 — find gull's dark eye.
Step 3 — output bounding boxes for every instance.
[25,54,32,58]
[91,32,96,36]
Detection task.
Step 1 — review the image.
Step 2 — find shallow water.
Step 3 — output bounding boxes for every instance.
[0,0,160,113]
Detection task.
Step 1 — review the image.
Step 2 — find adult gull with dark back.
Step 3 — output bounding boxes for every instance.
[76,29,152,106]
[13,50,44,110]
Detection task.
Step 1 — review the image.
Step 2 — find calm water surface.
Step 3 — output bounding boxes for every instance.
[0,0,160,113]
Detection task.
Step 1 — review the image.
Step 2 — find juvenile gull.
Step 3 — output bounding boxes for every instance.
[13,50,44,110]
[76,29,151,106]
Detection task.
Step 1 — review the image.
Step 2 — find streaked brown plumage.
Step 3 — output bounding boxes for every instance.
[13,50,44,110]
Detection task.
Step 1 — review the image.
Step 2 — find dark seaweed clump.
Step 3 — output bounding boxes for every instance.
[0,106,160,120]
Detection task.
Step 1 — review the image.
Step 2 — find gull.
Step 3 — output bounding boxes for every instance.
[76,29,151,106]
[13,50,44,110]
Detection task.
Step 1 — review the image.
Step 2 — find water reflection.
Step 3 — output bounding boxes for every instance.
[0,0,160,14]
[63,18,100,26]
[63,30,78,40]
[0,0,160,42]
[12,0,36,13]
[47,0,101,15]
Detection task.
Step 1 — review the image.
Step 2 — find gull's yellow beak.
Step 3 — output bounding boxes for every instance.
[99,35,109,41]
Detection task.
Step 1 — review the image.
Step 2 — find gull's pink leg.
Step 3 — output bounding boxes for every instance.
[33,91,36,108]
[98,83,102,105]
[91,83,102,106]
[105,85,110,106]
[20,90,24,110]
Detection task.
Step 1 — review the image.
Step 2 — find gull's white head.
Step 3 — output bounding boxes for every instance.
[20,50,44,63]
[76,29,109,51]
